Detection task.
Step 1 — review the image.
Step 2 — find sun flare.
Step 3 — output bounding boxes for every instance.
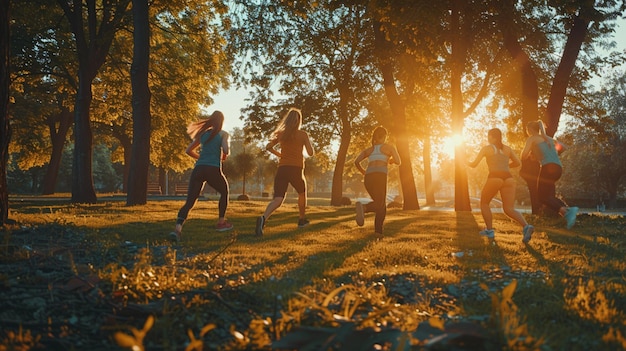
[442,134,464,158]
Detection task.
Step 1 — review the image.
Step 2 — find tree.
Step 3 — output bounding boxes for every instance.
[228,1,378,206]
[57,0,132,203]
[494,0,625,212]
[10,0,77,195]
[0,0,10,224]
[126,0,151,206]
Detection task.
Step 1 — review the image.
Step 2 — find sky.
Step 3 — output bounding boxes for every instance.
[208,20,626,135]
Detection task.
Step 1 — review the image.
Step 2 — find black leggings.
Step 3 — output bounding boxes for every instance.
[177,165,229,224]
[364,172,387,234]
[537,163,567,213]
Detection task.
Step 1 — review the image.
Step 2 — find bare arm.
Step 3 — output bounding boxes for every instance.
[185,138,201,160]
[467,146,487,168]
[507,146,521,168]
[386,144,401,166]
[521,137,534,160]
[354,148,370,175]
[303,132,315,157]
[266,138,281,158]
[221,131,230,161]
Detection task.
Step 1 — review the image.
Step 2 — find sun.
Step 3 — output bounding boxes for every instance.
[442,134,464,159]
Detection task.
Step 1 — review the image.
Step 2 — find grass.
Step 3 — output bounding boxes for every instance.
[2,196,626,350]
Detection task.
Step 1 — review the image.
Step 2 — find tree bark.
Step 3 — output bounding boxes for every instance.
[372,20,419,210]
[126,0,151,206]
[423,137,435,206]
[330,97,351,206]
[544,15,589,137]
[42,107,72,195]
[0,0,11,224]
[449,3,471,212]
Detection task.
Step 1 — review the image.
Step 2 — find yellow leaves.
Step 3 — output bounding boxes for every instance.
[114,315,154,351]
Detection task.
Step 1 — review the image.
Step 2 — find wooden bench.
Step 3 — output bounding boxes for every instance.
[174,183,188,196]
[147,182,162,195]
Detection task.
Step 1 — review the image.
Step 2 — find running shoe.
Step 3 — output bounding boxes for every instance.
[522,224,535,243]
[479,229,495,238]
[297,218,310,228]
[168,231,181,243]
[255,216,265,236]
[216,221,233,232]
[565,207,579,229]
[355,202,364,226]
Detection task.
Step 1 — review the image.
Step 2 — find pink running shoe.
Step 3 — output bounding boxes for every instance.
[216,221,234,232]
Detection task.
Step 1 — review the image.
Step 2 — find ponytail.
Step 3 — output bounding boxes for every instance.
[187,111,224,141]
[537,120,554,149]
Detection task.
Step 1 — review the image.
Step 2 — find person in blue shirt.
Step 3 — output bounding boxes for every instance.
[169,111,233,243]
[521,120,578,229]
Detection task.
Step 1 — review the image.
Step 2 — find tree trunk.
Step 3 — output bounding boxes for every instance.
[71,74,97,203]
[126,0,151,206]
[423,137,435,206]
[330,99,351,206]
[0,0,11,224]
[42,107,72,195]
[544,15,588,137]
[372,20,419,210]
[449,4,470,211]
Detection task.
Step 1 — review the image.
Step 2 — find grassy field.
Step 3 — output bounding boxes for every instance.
[1,196,625,350]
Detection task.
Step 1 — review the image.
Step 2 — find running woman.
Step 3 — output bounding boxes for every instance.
[354,126,401,236]
[467,128,534,242]
[255,108,315,236]
[521,120,578,229]
[169,111,233,243]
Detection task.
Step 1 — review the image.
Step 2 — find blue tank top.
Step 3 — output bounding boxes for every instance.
[366,144,389,174]
[533,141,561,167]
[195,131,224,167]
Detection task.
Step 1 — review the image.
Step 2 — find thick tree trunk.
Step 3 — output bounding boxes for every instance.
[71,75,97,203]
[0,0,11,224]
[42,107,72,195]
[372,20,419,210]
[126,0,151,206]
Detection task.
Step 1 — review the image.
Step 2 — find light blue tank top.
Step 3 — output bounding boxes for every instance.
[195,130,224,167]
[533,141,561,166]
[366,144,389,174]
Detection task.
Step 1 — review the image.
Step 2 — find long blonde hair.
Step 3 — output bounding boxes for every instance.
[187,111,224,141]
[271,108,302,142]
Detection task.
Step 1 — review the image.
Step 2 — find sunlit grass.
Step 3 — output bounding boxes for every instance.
[2,197,625,350]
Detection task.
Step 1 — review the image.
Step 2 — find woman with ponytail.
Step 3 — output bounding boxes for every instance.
[467,128,534,242]
[169,110,233,243]
[354,126,401,236]
[255,108,315,236]
[521,120,578,229]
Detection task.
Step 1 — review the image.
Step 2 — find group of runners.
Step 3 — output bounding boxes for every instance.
[168,109,578,244]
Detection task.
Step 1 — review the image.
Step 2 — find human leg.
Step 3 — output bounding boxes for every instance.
[500,178,528,227]
[256,167,290,236]
[479,178,502,232]
[364,173,387,234]
[171,167,207,241]
[206,167,232,231]
[538,164,566,213]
